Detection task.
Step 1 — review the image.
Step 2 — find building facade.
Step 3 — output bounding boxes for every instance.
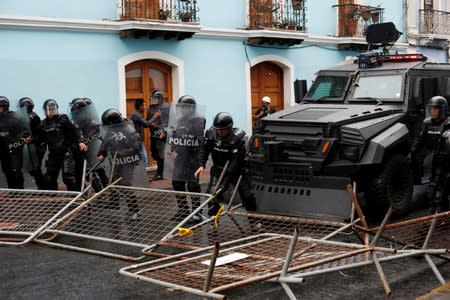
[0,0,407,164]
[406,0,450,62]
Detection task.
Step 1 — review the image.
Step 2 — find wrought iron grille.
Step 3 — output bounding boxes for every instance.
[419,9,450,35]
[333,3,384,37]
[248,0,307,31]
[119,0,199,23]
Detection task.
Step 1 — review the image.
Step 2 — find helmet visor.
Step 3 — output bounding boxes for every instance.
[45,102,58,117]
[426,103,448,120]
[151,93,164,105]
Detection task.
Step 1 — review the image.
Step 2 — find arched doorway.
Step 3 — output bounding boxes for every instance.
[125,59,173,167]
[250,62,284,127]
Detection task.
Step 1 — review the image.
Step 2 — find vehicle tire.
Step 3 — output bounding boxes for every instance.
[363,154,413,217]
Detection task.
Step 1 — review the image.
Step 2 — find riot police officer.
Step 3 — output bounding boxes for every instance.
[38,99,88,191]
[19,97,45,189]
[70,98,109,192]
[169,96,206,221]
[194,112,256,216]
[0,96,30,189]
[147,90,169,181]
[97,109,140,220]
[411,96,450,213]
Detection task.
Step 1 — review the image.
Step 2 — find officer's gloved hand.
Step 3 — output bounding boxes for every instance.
[217,179,230,195]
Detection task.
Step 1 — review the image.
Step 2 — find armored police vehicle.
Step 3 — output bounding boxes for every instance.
[248,23,450,220]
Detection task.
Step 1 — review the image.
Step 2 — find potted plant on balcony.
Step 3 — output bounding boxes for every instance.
[281,19,299,30]
[159,9,171,20]
[292,0,302,11]
[179,10,194,22]
[371,12,380,23]
[361,9,371,21]
[347,7,361,21]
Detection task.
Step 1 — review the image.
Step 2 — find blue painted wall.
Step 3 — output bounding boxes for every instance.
[0,0,117,20]
[198,0,246,29]
[306,0,337,36]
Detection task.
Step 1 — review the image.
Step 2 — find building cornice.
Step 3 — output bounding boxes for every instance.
[0,15,408,49]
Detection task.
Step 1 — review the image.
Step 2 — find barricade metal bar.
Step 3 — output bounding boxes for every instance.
[162,209,351,251]
[35,183,214,260]
[0,188,85,246]
[121,232,386,298]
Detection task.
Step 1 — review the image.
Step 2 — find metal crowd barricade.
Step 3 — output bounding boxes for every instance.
[120,230,398,299]
[35,182,214,261]
[0,188,85,245]
[159,209,355,251]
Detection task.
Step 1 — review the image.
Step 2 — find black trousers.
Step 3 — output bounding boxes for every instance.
[44,148,83,191]
[0,149,24,189]
[207,166,256,216]
[110,163,139,213]
[150,138,165,176]
[172,179,201,212]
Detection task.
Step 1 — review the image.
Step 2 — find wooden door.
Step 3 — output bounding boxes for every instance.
[338,0,356,37]
[249,0,273,28]
[125,60,172,167]
[251,62,284,127]
[123,0,159,19]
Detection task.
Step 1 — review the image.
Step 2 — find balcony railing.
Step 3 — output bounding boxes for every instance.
[119,0,199,23]
[248,0,307,31]
[419,9,450,35]
[333,3,384,37]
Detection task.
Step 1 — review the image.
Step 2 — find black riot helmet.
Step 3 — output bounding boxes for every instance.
[83,98,93,105]
[427,96,448,120]
[70,98,88,112]
[43,99,59,117]
[177,95,196,106]
[151,90,164,105]
[101,108,123,125]
[19,97,34,113]
[177,95,196,117]
[0,96,9,113]
[213,112,233,130]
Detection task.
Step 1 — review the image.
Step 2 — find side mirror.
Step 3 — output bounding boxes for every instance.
[294,79,308,104]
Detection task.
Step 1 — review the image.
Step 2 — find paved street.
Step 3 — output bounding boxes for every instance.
[0,242,448,299]
[1,179,449,299]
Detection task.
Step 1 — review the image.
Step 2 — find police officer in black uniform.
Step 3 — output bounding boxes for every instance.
[70,98,109,192]
[19,97,45,189]
[38,99,88,191]
[170,96,206,221]
[411,96,450,213]
[147,90,169,181]
[195,112,256,216]
[0,96,30,189]
[97,109,140,220]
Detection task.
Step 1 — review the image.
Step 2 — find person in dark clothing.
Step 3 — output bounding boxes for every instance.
[147,90,169,181]
[97,108,140,220]
[411,96,450,213]
[254,96,276,121]
[253,96,276,134]
[130,99,159,169]
[70,98,109,192]
[194,112,256,216]
[38,99,88,191]
[18,97,45,189]
[169,95,206,222]
[0,96,31,189]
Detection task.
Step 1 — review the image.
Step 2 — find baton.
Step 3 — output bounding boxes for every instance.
[85,160,104,178]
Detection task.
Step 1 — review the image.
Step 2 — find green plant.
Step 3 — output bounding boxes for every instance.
[159,9,171,20]
[179,10,194,22]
